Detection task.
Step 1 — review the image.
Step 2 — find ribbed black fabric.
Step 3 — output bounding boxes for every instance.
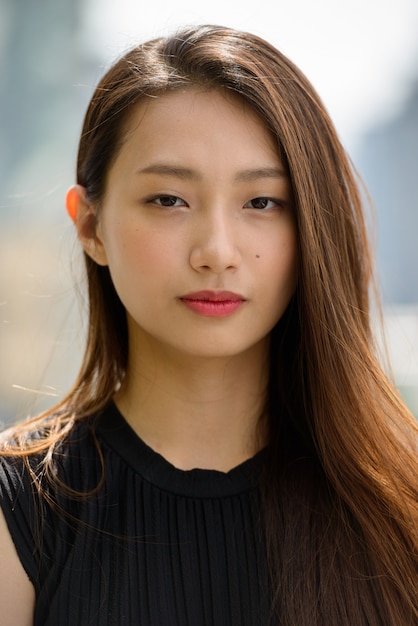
[0,403,270,625]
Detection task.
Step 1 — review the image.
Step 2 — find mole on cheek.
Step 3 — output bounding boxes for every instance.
[255,254,260,259]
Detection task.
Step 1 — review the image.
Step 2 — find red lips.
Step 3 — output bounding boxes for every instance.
[179,291,246,317]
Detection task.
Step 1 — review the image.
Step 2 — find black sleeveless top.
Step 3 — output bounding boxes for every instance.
[0,403,270,625]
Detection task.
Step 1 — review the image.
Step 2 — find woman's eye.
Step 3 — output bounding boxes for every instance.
[244,197,279,210]
[149,195,186,207]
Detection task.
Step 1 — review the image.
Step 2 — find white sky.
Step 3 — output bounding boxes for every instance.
[84,0,418,150]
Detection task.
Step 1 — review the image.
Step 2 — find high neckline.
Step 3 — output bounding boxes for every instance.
[95,402,264,498]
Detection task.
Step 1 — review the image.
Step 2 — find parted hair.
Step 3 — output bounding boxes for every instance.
[2,25,417,625]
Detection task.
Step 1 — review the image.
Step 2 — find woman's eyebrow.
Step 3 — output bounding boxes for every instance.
[135,163,287,182]
[234,167,287,182]
[136,163,200,180]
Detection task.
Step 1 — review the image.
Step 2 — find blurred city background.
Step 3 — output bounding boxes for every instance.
[1,0,417,425]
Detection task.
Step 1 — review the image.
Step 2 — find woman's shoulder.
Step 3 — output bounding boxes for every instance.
[0,407,105,535]
[0,410,102,498]
[0,409,103,597]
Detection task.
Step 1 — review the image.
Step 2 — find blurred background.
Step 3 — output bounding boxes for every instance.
[1,0,417,425]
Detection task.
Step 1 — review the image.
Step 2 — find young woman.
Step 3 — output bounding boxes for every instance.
[0,25,417,626]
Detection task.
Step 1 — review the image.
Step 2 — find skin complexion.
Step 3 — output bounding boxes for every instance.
[71,88,298,470]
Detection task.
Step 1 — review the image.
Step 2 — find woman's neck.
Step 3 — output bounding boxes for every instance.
[114,339,269,472]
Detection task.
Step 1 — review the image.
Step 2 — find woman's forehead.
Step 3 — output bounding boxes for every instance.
[108,87,286,180]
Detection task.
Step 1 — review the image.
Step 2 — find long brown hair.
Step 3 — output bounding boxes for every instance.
[2,25,417,624]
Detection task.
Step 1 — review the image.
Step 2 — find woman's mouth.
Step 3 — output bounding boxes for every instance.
[178,291,246,317]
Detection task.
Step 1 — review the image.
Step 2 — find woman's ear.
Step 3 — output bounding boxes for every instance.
[66,185,108,266]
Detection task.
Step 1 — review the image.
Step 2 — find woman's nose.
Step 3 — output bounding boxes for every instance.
[189,210,241,274]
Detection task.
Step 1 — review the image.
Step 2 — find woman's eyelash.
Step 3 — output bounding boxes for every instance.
[244,197,283,210]
[147,195,187,207]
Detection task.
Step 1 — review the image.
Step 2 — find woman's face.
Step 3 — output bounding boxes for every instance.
[81,88,297,362]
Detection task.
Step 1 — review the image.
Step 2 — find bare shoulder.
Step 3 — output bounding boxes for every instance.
[0,507,34,625]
